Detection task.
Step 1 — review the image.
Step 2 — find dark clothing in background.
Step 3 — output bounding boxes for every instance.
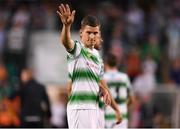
[170,69,180,85]
[19,79,51,127]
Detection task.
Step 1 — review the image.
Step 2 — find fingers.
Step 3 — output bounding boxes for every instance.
[71,10,76,17]
[61,4,66,14]
[58,5,64,14]
[103,93,111,105]
[66,4,71,14]
[116,117,122,124]
[68,10,75,22]
[100,38,103,43]
[106,98,111,105]
[56,10,62,18]
[58,4,72,15]
[116,120,121,124]
[115,112,122,124]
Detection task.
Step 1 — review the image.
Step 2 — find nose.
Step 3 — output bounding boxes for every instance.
[89,33,95,39]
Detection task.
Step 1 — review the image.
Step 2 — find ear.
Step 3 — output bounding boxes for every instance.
[79,30,82,38]
[100,38,103,43]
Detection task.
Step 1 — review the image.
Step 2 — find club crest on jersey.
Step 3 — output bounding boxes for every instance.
[82,48,99,64]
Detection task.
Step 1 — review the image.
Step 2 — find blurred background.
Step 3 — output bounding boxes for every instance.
[0,0,179,128]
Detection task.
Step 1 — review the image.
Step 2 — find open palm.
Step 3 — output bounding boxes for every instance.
[57,4,76,26]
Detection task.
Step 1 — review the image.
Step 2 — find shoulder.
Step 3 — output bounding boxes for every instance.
[92,49,102,61]
[67,40,83,58]
[118,72,128,77]
[32,80,45,88]
[104,71,129,80]
[93,49,99,55]
[74,40,81,45]
[117,72,130,80]
[92,49,101,58]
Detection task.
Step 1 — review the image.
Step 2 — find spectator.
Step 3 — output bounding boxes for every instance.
[169,58,180,85]
[126,4,144,43]
[19,68,51,127]
[108,20,124,66]
[0,64,20,127]
[125,48,141,82]
[0,21,6,59]
[132,62,156,99]
[166,14,180,60]
[141,34,161,63]
[12,4,30,28]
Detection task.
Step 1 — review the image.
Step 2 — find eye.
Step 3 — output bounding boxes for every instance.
[94,32,98,35]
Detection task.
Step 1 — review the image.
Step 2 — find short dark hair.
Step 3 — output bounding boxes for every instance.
[81,15,100,29]
[106,53,118,67]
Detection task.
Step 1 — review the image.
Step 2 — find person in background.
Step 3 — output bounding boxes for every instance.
[19,68,51,127]
[0,64,20,127]
[103,53,135,128]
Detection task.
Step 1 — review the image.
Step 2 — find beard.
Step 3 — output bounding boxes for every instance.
[94,44,102,50]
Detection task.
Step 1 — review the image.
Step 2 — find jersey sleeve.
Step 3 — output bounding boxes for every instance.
[68,73,72,82]
[99,62,104,79]
[67,40,82,59]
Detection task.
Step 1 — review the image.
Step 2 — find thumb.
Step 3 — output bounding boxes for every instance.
[72,10,76,17]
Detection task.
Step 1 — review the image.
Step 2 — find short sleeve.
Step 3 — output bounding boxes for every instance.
[67,40,82,59]
[68,73,72,82]
[99,63,104,79]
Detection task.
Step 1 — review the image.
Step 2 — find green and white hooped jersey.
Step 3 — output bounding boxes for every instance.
[103,70,132,123]
[67,40,104,110]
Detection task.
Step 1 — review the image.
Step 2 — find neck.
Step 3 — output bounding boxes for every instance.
[106,66,118,71]
[84,44,94,50]
[89,45,94,50]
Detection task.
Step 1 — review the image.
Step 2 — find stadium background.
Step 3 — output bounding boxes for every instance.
[0,0,179,128]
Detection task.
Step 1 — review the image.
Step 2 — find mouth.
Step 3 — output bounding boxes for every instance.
[89,43,95,49]
[87,40,95,45]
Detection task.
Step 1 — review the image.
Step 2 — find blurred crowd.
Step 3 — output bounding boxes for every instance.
[0,0,180,128]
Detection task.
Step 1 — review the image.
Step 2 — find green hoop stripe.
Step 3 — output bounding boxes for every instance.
[105,113,128,120]
[99,100,105,108]
[107,82,127,88]
[69,92,99,104]
[115,98,128,104]
[72,69,100,83]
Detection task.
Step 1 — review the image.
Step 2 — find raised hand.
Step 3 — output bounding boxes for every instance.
[57,4,76,26]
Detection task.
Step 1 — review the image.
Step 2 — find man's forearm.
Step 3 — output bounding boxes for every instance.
[100,80,120,112]
[110,96,119,112]
[61,25,74,51]
[99,80,111,105]
[67,81,72,97]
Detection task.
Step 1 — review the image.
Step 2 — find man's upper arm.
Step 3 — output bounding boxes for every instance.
[65,39,75,52]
